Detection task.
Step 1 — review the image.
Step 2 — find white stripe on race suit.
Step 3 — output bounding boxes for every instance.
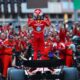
[53,43,57,47]
[60,42,65,48]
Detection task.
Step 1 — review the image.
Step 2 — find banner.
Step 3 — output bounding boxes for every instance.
[27,0,48,8]
[74,0,80,10]
[64,13,68,23]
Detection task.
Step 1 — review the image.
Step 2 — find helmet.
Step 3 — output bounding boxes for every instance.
[34,9,43,16]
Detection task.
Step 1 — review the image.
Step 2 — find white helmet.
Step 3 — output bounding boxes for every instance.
[34,8,43,16]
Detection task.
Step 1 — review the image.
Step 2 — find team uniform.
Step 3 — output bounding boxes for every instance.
[65,40,73,67]
[59,27,67,42]
[57,42,66,60]
[42,39,53,60]
[14,38,27,66]
[73,26,80,36]
[0,40,4,73]
[2,37,15,77]
[28,9,51,60]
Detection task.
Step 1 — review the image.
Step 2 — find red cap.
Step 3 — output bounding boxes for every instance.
[34,9,43,16]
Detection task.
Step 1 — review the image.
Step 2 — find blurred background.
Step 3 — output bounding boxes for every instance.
[0,0,80,27]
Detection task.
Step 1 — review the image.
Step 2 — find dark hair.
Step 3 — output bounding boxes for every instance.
[16,25,21,28]
[9,23,12,26]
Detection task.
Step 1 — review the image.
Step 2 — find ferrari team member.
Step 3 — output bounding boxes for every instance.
[14,34,22,66]
[59,25,67,42]
[0,39,4,73]
[19,29,27,38]
[73,26,80,36]
[65,38,73,67]
[42,36,53,60]
[14,34,27,66]
[0,33,7,74]
[55,36,66,60]
[28,9,51,60]
[0,33,7,41]
[2,35,15,78]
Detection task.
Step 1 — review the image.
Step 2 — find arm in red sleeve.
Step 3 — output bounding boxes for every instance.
[27,18,34,27]
[44,15,51,26]
[21,41,27,49]
[73,27,77,35]
[59,27,62,38]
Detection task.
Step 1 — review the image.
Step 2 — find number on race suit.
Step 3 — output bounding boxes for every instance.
[36,26,41,32]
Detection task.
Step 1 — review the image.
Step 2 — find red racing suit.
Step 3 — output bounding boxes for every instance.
[73,27,80,36]
[28,17,51,60]
[42,39,53,60]
[15,39,27,52]
[59,27,67,42]
[58,42,66,60]
[2,39,15,77]
[0,39,4,71]
[65,41,73,67]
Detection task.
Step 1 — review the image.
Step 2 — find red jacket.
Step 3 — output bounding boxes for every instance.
[77,30,80,36]
[44,40,53,56]
[15,39,27,52]
[21,40,27,49]
[15,39,21,52]
[59,27,67,42]
[73,27,80,36]
[57,42,66,59]
[65,41,73,55]
[73,27,77,35]
[3,39,15,54]
[0,39,4,55]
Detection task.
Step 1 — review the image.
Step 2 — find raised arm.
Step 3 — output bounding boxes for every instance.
[44,14,51,27]
[27,14,34,27]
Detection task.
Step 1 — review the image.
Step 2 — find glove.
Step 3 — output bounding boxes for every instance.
[44,14,49,18]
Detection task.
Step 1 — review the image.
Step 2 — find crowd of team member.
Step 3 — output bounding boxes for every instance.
[0,21,80,79]
[0,24,28,79]
[0,13,80,80]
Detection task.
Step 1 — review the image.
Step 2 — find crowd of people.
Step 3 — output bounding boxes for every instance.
[0,9,80,80]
